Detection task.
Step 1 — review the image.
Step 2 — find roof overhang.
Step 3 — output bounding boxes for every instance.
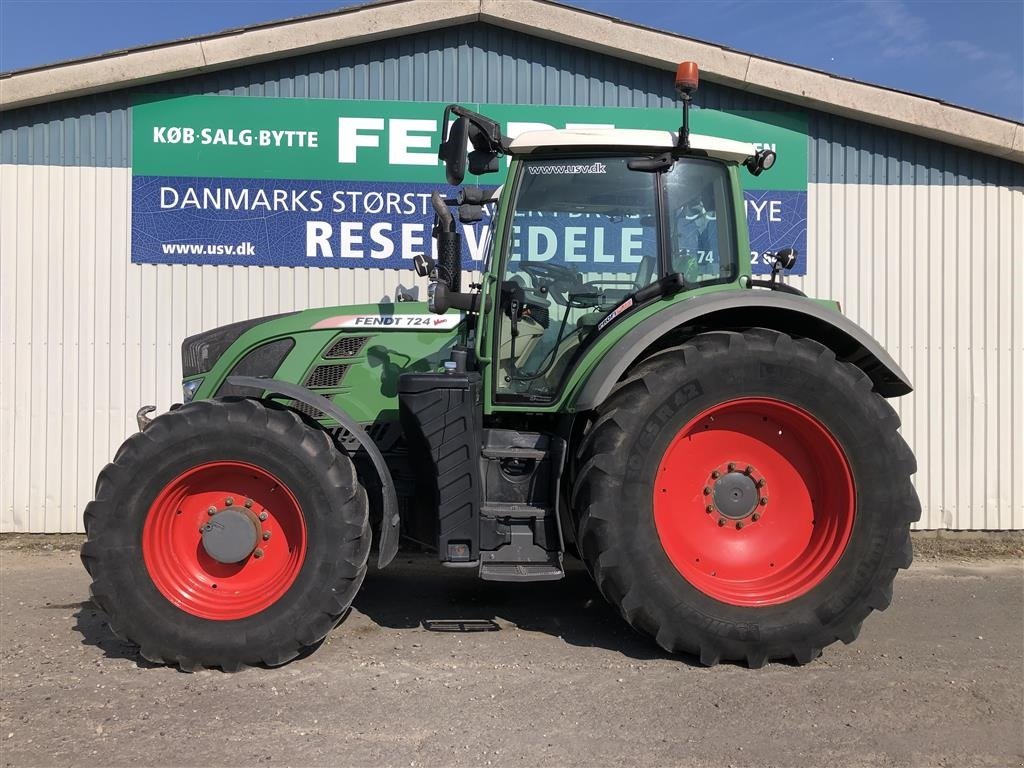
[0,0,479,109]
[1,0,1020,163]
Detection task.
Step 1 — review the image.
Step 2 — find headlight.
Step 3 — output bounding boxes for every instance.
[183,378,203,402]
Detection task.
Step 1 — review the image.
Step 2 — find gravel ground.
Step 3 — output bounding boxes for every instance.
[1,545,1022,768]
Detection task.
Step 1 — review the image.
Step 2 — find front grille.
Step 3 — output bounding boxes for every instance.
[324,335,367,358]
[304,364,349,389]
[181,312,297,377]
[182,344,204,378]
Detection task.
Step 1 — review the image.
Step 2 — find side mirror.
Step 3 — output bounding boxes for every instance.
[468,148,499,175]
[438,116,470,186]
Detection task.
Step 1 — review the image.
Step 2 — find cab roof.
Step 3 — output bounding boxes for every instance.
[508,128,755,164]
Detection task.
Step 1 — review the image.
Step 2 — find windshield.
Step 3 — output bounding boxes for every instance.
[496,156,659,399]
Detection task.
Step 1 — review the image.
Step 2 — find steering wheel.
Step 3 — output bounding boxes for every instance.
[520,261,580,287]
[519,261,590,305]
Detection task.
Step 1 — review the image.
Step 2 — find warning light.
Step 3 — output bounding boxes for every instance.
[675,61,699,96]
[675,62,699,150]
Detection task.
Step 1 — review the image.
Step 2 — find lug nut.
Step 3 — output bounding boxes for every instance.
[703,486,711,496]
[258,511,268,521]
[705,504,714,513]
[757,479,766,488]
[225,497,234,506]
[207,506,217,516]
[759,497,768,506]
[253,548,264,559]
[751,513,761,522]
[727,463,736,472]
[711,470,720,479]
[244,498,253,508]
[717,518,727,527]
[262,531,271,541]
[744,465,753,475]
[735,521,744,530]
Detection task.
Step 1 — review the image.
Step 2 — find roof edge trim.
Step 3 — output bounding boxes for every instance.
[480,0,1023,163]
[0,0,479,109]
[1,0,1020,163]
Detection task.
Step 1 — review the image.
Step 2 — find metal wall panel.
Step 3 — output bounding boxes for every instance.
[1,21,1022,530]
[0,164,433,531]
[3,164,1021,531]
[790,181,1023,530]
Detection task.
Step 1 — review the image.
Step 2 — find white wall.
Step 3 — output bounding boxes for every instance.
[1,163,1022,531]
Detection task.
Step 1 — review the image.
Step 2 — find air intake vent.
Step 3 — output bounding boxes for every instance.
[324,335,367,358]
[305,364,349,389]
[289,399,325,420]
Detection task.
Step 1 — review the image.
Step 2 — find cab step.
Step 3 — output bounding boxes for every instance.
[479,560,564,582]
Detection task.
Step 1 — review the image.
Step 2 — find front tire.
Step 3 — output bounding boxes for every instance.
[571,329,920,667]
[81,398,370,671]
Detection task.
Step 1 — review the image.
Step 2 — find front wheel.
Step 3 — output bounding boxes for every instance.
[81,398,370,671]
[571,329,920,667]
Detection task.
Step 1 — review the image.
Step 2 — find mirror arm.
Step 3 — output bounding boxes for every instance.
[446,104,511,154]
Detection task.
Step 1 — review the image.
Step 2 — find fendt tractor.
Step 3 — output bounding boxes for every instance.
[82,63,920,671]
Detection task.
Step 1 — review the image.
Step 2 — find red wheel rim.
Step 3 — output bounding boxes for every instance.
[653,398,855,606]
[142,461,307,620]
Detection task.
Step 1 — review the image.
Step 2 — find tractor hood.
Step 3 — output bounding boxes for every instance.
[181,303,464,423]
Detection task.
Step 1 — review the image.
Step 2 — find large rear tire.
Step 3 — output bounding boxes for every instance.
[571,329,920,667]
[81,398,370,671]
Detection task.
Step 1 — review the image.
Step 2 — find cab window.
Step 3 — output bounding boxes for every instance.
[664,158,737,284]
[495,157,659,400]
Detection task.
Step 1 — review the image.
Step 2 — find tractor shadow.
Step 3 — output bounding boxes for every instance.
[71,553,702,667]
[73,599,324,671]
[72,600,161,668]
[354,551,698,665]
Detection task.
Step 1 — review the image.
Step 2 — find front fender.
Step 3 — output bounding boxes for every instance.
[228,375,400,568]
[572,291,912,411]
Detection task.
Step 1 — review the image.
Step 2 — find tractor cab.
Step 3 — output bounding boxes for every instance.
[487,131,746,401]
[424,62,779,404]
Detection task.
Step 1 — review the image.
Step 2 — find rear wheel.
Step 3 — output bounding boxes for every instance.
[571,329,920,666]
[82,398,370,671]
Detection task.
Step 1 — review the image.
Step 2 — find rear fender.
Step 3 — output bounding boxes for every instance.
[572,291,912,411]
[228,375,400,568]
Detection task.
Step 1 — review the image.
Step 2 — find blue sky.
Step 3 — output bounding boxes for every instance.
[1,0,1021,120]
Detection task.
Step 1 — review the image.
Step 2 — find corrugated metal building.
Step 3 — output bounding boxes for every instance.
[1,0,1022,532]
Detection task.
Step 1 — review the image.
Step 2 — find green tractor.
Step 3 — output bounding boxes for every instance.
[82,63,919,670]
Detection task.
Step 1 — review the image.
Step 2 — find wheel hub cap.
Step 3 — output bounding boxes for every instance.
[712,471,759,520]
[201,507,260,564]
